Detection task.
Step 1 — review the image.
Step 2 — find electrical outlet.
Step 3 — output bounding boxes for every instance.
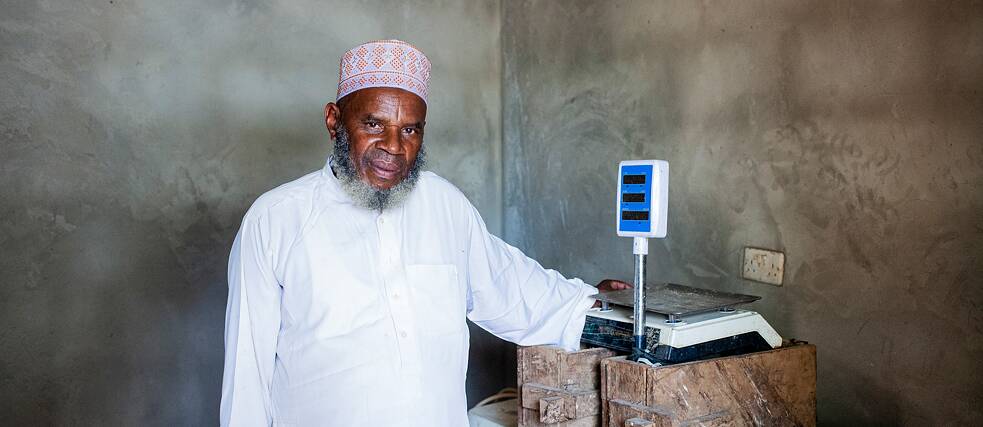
[742,247,785,286]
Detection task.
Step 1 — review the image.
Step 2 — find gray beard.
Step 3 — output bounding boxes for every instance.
[330,125,426,212]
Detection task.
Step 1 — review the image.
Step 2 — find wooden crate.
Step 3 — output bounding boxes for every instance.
[517,345,616,426]
[601,343,817,427]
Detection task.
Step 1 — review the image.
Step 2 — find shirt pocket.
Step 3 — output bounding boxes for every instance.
[406,264,465,336]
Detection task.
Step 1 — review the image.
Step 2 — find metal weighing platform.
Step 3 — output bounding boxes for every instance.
[594,282,761,322]
[584,283,781,364]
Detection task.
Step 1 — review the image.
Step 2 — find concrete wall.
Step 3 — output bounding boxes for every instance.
[0,0,501,424]
[5,0,981,424]
[503,0,982,425]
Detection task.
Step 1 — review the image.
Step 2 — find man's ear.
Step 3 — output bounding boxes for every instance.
[324,103,341,139]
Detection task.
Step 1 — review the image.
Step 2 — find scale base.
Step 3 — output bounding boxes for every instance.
[583,306,781,365]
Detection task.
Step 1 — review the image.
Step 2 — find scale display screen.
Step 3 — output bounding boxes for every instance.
[621,211,649,220]
[617,160,668,238]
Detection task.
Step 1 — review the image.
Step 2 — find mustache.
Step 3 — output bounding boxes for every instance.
[331,124,427,211]
[362,148,407,168]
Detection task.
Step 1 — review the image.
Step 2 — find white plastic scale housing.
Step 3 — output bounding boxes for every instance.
[587,306,782,350]
[616,160,669,238]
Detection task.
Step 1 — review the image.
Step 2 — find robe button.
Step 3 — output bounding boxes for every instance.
[399,331,408,338]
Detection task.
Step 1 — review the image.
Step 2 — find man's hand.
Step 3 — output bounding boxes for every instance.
[596,279,631,292]
[592,279,631,308]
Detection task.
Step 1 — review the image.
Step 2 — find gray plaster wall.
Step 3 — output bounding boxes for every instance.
[0,0,502,424]
[503,0,982,424]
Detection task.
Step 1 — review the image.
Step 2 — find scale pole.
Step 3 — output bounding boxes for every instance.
[632,237,648,353]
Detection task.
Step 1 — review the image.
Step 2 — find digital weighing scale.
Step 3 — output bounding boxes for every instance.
[584,283,781,364]
[585,160,782,365]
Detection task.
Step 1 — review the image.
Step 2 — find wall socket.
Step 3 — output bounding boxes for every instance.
[742,247,785,286]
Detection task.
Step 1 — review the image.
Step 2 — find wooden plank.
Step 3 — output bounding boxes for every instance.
[675,410,736,426]
[521,343,816,426]
[519,345,563,387]
[752,344,817,425]
[541,396,567,424]
[519,407,538,426]
[603,344,816,427]
[600,350,609,427]
[521,383,601,419]
[607,399,672,427]
[519,345,613,426]
[572,392,602,420]
[644,357,739,422]
[521,408,600,427]
[559,347,615,390]
[518,346,563,426]
[521,383,555,410]
[609,400,735,427]
[645,344,814,426]
[602,357,649,405]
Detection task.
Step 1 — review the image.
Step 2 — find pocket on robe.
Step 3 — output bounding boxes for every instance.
[406,264,465,335]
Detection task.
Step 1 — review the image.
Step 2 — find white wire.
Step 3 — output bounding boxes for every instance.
[472,387,518,408]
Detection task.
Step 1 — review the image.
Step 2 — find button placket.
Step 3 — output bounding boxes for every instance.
[378,212,419,371]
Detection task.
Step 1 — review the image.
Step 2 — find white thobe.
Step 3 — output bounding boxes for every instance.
[221,159,598,427]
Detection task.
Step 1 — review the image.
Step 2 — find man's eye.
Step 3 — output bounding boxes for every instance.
[402,127,420,135]
[365,121,381,128]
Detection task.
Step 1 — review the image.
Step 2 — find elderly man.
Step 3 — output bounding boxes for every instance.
[221,40,627,426]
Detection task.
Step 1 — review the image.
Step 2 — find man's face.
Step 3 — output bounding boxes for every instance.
[325,87,427,190]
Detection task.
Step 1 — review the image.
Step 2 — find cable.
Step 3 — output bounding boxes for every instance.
[472,387,518,408]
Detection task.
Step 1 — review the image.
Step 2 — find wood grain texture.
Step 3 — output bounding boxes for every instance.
[625,417,656,427]
[607,399,672,427]
[522,383,600,420]
[518,346,615,426]
[519,345,563,388]
[602,358,648,405]
[602,344,817,427]
[521,408,601,427]
[560,347,615,390]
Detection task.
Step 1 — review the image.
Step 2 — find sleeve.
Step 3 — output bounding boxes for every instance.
[220,214,282,427]
[463,202,598,352]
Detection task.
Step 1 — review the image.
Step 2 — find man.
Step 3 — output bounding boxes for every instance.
[221,40,627,426]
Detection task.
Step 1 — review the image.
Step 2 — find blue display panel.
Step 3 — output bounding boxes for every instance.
[619,164,653,233]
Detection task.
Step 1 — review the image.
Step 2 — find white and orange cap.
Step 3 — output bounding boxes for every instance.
[336,39,432,104]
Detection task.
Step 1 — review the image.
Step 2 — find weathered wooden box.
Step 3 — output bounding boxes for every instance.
[517,345,616,426]
[518,343,816,427]
[601,343,817,427]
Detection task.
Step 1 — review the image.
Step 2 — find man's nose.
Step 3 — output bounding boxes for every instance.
[376,125,404,155]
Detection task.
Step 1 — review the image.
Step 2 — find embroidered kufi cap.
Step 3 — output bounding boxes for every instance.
[336,39,432,104]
